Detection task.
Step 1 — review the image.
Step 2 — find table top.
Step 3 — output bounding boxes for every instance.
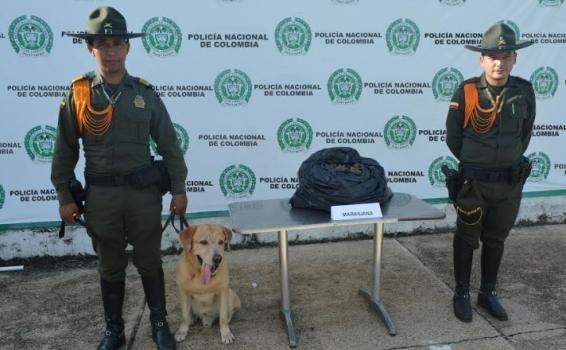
[228,193,445,234]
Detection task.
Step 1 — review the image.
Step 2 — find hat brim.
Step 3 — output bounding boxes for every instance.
[65,32,145,40]
[465,40,534,52]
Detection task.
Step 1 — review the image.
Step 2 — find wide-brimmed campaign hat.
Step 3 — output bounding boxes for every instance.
[65,6,145,39]
[465,23,533,53]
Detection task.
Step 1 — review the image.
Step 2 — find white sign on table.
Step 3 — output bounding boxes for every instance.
[330,203,383,221]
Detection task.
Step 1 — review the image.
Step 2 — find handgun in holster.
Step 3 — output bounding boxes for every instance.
[441,164,464,203]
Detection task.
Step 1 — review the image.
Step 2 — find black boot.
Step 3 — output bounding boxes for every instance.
[453,284,472,322]
[97,278,126,350]
[478,241,508,321]
[453,235,474,322]
[141,269,176,350]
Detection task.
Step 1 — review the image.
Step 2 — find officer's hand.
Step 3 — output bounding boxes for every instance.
[170,193,188,215]
[60,202,80,223]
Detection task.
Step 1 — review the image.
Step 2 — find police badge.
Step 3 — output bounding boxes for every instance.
[134,95,145,109]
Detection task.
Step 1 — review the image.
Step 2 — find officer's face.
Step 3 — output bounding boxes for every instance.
[87,37,130,78]
[480,51,517,86]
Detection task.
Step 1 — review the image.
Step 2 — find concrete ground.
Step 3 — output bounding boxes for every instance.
[1,224,565,350]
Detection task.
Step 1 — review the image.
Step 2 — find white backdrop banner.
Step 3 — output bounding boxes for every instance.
[1,0,565,227]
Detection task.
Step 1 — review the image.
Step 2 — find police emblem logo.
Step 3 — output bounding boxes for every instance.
[0,184,5,210]
[151,123,189,155]
[386,18,420,55]
[277,118,313,152]
[432,67,464,102]
[219,165,256,198]
[214,69,253,106]
[332,0,359,4]
[428,156,459,187]
[142,17,182,56]
[497,20,520,42]
[9,15,53,56]
[24,125,57,162]
[539,0,565,6]
[327,68,363,104]
[384,115,417,149]
[275,17,312,55]
[527,152,551,182]
[530,66,559,99]
[439,0,466,5]
[134,95,145,109]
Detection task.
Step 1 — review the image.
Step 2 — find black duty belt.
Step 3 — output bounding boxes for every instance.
[85,173,129,186]
[460,165,512,183]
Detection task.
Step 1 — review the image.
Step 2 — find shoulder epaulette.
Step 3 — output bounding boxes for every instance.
[71,71,95,84]
[137,77,154,89]
[463,77,479,85]
[513,76,532,86]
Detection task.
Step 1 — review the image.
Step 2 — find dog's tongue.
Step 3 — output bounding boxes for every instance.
[201,263,212,285]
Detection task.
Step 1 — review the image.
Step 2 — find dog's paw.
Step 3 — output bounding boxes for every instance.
[175,326,189,342]
[220,327,235,344]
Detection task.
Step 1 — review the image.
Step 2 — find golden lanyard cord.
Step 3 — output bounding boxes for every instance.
[73,79,122,135]
[463,83,506,134]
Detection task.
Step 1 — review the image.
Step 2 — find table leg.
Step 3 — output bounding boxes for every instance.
[278,229,297,348]
[358,222,397,336]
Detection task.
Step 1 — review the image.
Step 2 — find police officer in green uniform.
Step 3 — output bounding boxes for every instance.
[445,23,535,323]
[51,7,187,350]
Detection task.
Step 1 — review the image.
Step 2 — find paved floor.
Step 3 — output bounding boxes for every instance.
[1,224,565,349]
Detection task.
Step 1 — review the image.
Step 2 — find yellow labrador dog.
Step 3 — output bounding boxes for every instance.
[175,224,240,344]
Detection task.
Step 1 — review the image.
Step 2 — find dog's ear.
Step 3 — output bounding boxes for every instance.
[223,227,233,252]
[179,225,198,252]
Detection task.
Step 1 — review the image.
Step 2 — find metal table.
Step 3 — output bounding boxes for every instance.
[228,193,445,348]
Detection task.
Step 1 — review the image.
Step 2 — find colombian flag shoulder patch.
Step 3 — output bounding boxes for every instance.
[449,101,459,110]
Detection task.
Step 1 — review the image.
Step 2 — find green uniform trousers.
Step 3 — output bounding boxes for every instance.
[85,185,163,282]
[455,179,522,249]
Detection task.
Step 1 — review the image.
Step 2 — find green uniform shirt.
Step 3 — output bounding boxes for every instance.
[51,72,188,205]
[446,74,536,167]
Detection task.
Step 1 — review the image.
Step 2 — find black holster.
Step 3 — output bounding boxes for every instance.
[125,160,171,195]
[58,179,87,239]
[69,179,87,213]
[511,156,532,186]
[442,165,464,203]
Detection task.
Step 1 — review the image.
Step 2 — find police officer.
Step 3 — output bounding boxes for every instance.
[445,23,535,323]
[51,7,187,350]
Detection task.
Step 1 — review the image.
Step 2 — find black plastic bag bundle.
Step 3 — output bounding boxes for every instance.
[290,147,393,212]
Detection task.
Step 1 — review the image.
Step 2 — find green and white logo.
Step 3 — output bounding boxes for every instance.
[219,164,256,198]
[432,67,464,101]
[384,115,417,149]
[151,123,189,155]
[327,68,363,103]
[25,125,57,162]
[142,17,182,56]
[530,66,559,99]
[497,20,520,41]
[527,152,551,182]
[0,184,4,210]
[277,118,313,152]
[439,0,466,5]
[214,69,253,106]
[428,156,459,187]
[539,0,564,6]
[386,18,420,55]
[275,17,312,55]
[9,15,53,56]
